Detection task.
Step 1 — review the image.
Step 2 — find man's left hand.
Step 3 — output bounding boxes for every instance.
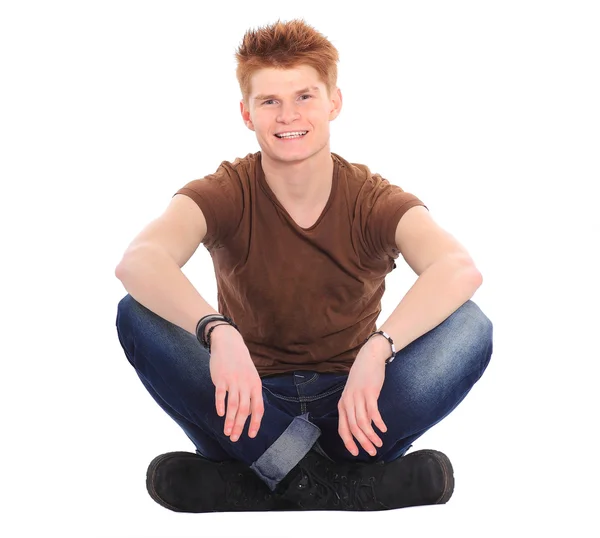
[337,341,389,457]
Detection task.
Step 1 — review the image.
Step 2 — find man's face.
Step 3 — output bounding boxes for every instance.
[240,65,342,164]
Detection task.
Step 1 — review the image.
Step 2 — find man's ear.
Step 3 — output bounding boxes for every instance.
[240,100,255,131]
[329,87,343,121]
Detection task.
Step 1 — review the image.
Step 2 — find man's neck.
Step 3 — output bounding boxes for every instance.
[261,146,334,209]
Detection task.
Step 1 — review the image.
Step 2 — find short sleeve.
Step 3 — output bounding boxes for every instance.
[360,173,428,261]
[173,163,243,249]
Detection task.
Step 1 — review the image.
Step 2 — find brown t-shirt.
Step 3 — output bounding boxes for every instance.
[175,151,427,377]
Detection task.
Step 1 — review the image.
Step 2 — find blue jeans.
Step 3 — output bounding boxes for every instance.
[115,295,493,491]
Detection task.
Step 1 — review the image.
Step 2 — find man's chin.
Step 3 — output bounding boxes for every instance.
[260,141,328,165]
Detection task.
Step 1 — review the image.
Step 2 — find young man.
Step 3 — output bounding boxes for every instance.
[115,18,493,512]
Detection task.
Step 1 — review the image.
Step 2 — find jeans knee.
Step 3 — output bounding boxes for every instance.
[462,300,494,375]
[461,300,493,343]
[116,294,147,334]
[115,295,137,366]
[115,294,150,354]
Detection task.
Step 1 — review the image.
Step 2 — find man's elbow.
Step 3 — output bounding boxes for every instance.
[452,254,482,287]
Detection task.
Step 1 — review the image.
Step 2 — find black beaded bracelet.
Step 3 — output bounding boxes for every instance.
[196,314,238,349]
[206,323,231,353]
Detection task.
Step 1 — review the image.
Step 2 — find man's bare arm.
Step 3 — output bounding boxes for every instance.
[115,194,228,338]
[116,246,223,336]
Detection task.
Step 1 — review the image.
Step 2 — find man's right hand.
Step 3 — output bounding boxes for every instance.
[207,325,264,442]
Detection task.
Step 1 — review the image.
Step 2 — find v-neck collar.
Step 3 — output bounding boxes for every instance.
[256,152,339,231]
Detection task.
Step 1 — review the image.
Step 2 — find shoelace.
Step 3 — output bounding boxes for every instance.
[299,460,381,510]
[347,475,380,510]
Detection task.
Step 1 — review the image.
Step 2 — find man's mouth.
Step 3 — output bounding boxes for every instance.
[274,130,308,140]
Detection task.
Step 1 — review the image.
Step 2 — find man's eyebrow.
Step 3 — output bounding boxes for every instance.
[253,86,320,101]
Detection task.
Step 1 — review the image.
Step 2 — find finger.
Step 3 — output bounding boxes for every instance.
[366,397,387,434]
[248,386,264,438]
[346,398,377,456]
[355,397,382,449]
[230,391,251,442]
[338,405,359,456]
[215,383,227,417]
[224,389,239,437]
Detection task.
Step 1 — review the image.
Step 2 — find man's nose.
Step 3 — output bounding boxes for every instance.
[277,102,301,123]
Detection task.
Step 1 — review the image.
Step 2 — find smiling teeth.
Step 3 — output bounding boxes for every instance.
[276,131,307,138]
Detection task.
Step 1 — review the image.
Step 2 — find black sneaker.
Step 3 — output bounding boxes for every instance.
[279,449,454,511]
[146,451,297,512]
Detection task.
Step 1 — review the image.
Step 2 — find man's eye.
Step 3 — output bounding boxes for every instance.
[263,95,312,106]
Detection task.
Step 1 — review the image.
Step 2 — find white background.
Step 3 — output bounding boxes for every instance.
[1,1,599,536]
